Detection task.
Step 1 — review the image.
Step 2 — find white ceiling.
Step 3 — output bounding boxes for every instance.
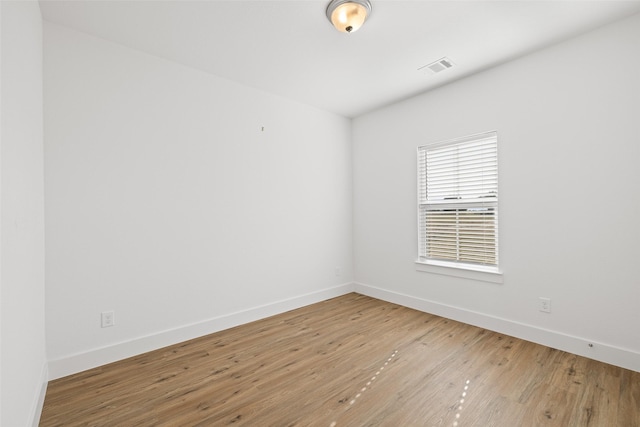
[39,0,640,118]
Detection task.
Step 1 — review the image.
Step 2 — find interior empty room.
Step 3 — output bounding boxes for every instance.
[2,1,639,426]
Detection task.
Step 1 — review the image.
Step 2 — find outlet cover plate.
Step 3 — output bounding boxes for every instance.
[539,297,551,313]
[101,311,115,328]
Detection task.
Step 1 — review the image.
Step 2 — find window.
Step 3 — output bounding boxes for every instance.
[417,131,499,273]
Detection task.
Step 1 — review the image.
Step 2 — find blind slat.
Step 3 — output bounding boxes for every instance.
[417,131,499,267]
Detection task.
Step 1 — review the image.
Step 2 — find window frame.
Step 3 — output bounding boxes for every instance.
[416,131,502,282]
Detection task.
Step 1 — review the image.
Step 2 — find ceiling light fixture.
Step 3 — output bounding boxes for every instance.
[326,0,372,33]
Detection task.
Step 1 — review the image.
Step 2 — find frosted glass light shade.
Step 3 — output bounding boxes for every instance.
[326,0,372,33]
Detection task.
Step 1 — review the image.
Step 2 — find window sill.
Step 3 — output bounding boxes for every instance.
[415,260,503,284]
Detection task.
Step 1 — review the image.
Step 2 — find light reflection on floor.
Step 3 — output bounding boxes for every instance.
[329,350,399,427]
[453,379,471,426]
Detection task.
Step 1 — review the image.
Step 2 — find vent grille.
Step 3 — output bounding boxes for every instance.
[419,57,454,75]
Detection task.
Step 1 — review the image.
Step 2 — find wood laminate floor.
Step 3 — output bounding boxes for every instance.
[40,293,640,426]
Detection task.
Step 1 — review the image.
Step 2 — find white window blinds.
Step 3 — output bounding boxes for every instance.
[417,131,498,268]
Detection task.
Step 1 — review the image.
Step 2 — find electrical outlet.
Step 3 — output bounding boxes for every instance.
[335,267,341,277]
[101,311,115,328]
[538,297,551,313]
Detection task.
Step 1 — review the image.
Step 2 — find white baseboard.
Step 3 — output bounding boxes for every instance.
[354,282,640,373]
[47,281,639,380]
[48,283,355,380]
[29,362,49,427]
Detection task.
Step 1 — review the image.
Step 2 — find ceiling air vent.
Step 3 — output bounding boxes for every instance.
[419,57,455,75]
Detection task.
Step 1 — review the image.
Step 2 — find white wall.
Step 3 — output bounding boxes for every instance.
[44,23,353,378]
[353,13,640,371]
[1,1,48,425]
